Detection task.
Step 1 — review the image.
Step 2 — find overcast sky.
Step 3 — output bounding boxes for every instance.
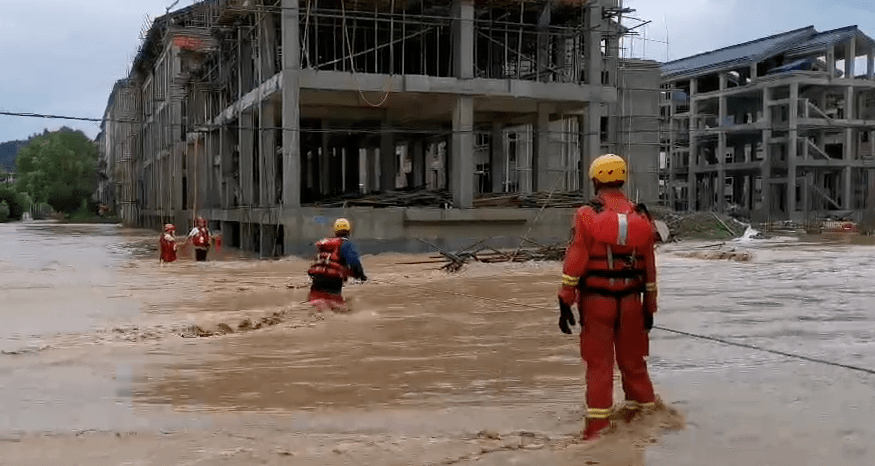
[1,0,873,143]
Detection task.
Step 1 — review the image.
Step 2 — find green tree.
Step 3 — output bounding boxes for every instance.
[16,129,98,214]
[0,186,29,221]
[0,200,9,222]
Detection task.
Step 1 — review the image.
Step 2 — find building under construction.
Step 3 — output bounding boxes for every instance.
[660,25,875,224]
[101,0,659,255]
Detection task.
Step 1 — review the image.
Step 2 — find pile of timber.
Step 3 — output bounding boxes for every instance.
[473,191,588,208]
[313,190,454,208]
[310,189,589,209]
[414,237,566,272]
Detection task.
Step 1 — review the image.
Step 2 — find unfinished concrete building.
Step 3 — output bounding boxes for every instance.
[660,25,875,223]
[103,0,659,255]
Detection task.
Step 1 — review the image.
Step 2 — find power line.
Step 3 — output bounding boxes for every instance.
[405,284,875,377]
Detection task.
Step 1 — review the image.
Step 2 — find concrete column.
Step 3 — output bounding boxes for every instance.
[345,139,361,193]
[367,147,379,192]
[844,166,854,210]
[451,96,474,208]
[260,11,277,78]
[584,4,601,86]
[582,103,601,198]
[828,44,836,78]
[533,104,551,191]
[281,0,301,208]
[380,122,396,191]
[412,139,425,189]
[320,121,331,195]
[788,82,799,215]
[866,169,875,228]
[261,102,277,206]
[536,2,552,82]
[452,0,474,79]
[750,62,758,80]
[846,86,855,121]
[261,224,277,257]
[688,79,698,211]
[198,136,209,213]
[846,36,856,79]
[867,51,874,79]
[239,110,255,206]
[717,80,727,213]
[490,123,506,193]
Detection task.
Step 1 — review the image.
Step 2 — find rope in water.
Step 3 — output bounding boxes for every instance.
[403,284,875,376]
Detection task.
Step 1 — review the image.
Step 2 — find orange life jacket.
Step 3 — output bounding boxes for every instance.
[307,237,350,280]
[582,198,653,294]
[192,227,210,247]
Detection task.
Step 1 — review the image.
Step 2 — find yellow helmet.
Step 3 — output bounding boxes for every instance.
[589,154,627,184]
[333,218,351,234]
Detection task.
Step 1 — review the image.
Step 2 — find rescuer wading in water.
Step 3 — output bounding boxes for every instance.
[558,153,659,441]
[307,218,367,312]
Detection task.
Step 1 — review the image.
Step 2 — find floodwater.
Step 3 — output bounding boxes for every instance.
[2,221,875,465]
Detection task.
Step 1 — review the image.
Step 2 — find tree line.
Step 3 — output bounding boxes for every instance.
[0,127,99,223]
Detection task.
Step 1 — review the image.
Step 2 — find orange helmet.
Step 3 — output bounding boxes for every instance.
[164,223,175,232]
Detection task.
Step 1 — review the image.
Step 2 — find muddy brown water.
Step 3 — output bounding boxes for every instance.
[2,221,875,465]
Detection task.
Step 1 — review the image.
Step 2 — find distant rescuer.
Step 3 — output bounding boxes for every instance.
[159,224,179,265]
[307,218,367,313]
[187,217,213,262]
[557,153,659,441]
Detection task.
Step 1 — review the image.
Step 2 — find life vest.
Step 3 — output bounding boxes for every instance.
[307,237,350,281]
[192,227,210,247]
[582,198,653,294]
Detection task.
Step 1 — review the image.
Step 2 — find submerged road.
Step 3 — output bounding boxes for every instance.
[1,221,874,465]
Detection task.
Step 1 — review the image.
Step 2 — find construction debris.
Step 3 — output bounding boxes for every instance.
[313,190,454,208]
[417,237,567,272]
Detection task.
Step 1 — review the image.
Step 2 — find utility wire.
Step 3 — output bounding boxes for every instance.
[405,284,875,377]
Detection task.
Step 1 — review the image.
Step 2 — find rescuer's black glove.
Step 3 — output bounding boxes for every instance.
[643,311,653,332]
[559,300,576,334]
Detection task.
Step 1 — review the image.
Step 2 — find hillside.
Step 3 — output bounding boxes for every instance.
[0,127,84,171]
[0,139,26,170]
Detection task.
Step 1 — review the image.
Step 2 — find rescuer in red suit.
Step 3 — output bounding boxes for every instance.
[557,153,659,441]
[159,223,179,264]
[307,218,367,313]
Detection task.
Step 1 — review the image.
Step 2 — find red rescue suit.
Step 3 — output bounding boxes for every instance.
[562,190,658,439]
[159,232,178,263]
[307,237,351,312]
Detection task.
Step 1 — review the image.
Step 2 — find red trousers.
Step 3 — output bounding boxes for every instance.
[307,288,348,313]
[580,292,655,436]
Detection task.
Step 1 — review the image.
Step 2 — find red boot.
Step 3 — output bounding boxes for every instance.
[583,418,611,440]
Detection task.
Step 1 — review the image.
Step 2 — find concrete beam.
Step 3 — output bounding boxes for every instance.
[281,0,301,209]
[297,71,618,103]
[451,96,474,208]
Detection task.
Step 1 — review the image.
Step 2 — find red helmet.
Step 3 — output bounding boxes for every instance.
[164,223,175,232]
